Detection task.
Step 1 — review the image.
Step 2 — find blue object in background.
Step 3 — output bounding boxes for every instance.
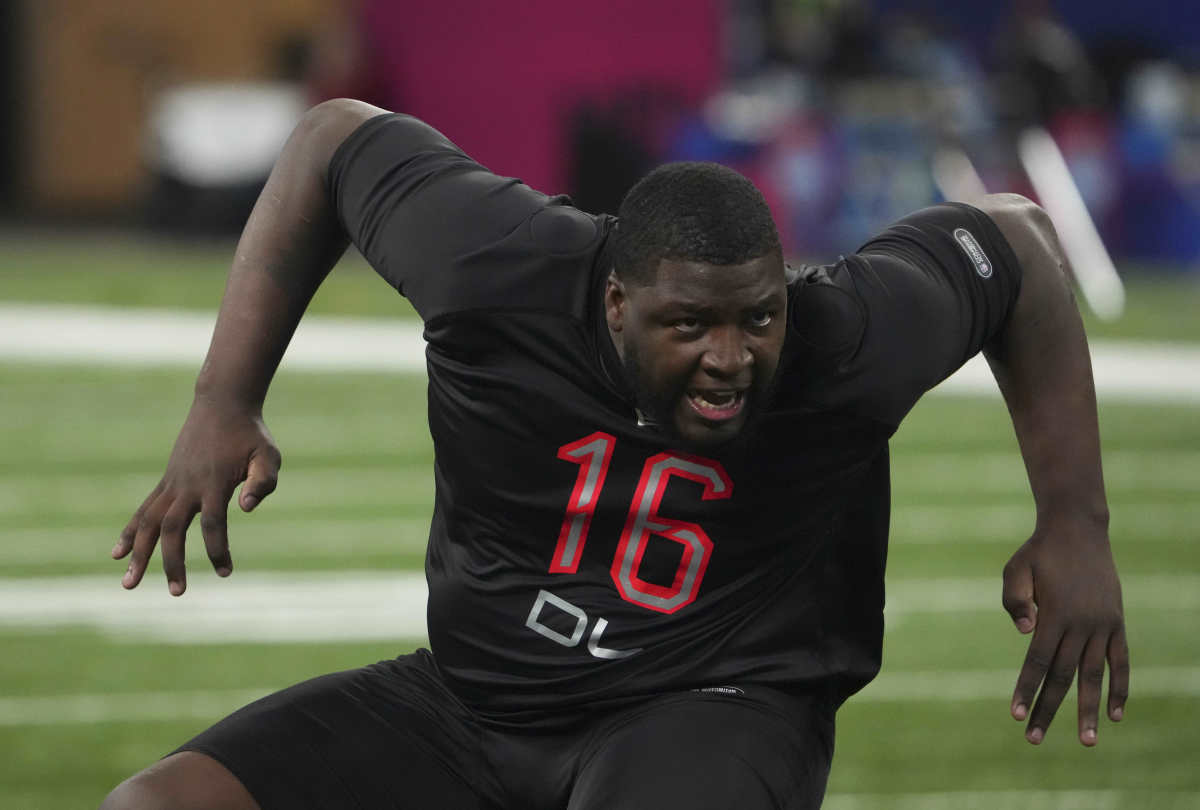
[871,0,1200,61]
[1119,120,1200,266]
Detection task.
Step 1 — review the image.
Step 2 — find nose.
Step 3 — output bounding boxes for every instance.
[700,326,752,380]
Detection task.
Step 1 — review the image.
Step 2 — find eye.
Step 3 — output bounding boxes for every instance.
[748,310,774,328]
[673,317,702,334]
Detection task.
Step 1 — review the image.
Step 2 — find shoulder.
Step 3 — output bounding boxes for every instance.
[786,261,865,360]
[301,99,486,200]
[968,193,1060,273]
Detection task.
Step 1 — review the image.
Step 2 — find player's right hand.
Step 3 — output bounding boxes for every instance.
[113,397,281,596]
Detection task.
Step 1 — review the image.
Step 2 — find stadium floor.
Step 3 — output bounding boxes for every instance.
[2,305,1197,808]
[3,303,1200,401]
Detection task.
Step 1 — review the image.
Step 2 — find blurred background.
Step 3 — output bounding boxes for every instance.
[2,1,1199,808]
[3,0,1200,267]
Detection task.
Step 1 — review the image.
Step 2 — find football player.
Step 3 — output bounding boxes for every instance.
[102,100,1128,810]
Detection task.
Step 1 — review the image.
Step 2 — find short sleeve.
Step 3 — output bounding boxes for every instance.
[327,113,602,323]
[787,202,1022,426]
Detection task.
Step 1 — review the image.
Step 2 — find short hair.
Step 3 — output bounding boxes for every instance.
[611,162,781,286]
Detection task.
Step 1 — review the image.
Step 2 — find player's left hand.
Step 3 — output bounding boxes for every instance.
[1001,516,1129,747]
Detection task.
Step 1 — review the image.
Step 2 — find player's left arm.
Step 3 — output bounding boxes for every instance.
[976,193,1129,747]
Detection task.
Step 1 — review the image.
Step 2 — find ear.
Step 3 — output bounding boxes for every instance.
[605,271,626,333]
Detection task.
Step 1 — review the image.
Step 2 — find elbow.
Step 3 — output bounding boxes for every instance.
[979,193,1065,281]
[290,99,392,182]
[301,98,389,131]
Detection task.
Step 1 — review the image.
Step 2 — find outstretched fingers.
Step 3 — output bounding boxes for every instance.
[122,491,172,589]
[115,483,163,562]
[160,498,201,596]
[1107,627,1130,722]
[200,494,233,578]
[1011,630,1052,724]
[1076,635,1109,745]
[118,486,204,593]
[1001,532,1128,748]
[1022,628,1089,744]
[115,408,282,593]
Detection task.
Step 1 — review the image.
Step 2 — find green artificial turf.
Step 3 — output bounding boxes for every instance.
[0,227,1196,808]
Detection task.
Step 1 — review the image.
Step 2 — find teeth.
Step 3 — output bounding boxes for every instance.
[689,391,740,410]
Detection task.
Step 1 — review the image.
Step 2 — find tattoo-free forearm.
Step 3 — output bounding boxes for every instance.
[979,195,1128,745]
[981,196,1108,528]
[193,99,388,410]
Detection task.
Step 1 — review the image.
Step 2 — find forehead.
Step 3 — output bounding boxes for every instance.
[638,255,786,308]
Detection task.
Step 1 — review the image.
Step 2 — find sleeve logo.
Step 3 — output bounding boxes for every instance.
[953,228,993,279]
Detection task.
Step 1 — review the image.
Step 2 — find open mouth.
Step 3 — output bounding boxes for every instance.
[685,389,746,422]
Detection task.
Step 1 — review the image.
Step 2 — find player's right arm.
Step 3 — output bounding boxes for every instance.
[114,98,389,595]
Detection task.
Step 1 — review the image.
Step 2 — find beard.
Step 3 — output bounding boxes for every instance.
[621,339,683,431]
[620,340,779,452]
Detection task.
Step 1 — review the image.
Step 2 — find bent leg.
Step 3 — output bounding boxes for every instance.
[101,751,258,810]
[102,650,500,810]
[568,687,834,810]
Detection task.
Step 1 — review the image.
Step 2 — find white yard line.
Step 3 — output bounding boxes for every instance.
[0,573,1196,643]
[890,501,1200,543]
[2,666,1198,727]
[0,303,427,372]
[938,347,1200,402]
[3,303,1200,402]
[0,689,274,727]
[0,572,429,642]
[855,666,1200,702]
[0,516,432,563]
[885,574,1200,614]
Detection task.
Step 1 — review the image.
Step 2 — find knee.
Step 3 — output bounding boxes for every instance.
[99,773,170,810]
[99,752,257,810]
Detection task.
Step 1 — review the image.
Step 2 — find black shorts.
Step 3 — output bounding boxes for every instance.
[178,650,835,810]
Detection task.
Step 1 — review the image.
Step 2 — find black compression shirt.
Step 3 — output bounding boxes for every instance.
[328,113,1022,725]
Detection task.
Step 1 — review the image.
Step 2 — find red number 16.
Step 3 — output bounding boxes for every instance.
[552,432,733,614]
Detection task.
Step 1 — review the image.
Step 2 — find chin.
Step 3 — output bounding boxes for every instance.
[671,411,750,450]
[634,382,764,451]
